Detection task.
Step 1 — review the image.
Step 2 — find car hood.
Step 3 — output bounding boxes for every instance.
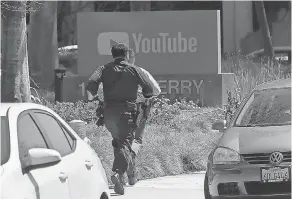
[218,125,291,154]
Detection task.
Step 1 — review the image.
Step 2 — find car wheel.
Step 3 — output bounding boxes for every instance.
[100,192,108,199]
[204,173,212,199]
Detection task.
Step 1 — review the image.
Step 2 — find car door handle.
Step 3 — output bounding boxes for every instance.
[85,160,93,169]
[59,172,68,182]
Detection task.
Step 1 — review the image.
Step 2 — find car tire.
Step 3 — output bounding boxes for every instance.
[204,173,212,199]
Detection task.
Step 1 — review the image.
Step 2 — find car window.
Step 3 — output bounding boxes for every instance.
[18,114,48,165]
[235,87,291,126]
[61,126,74,149]
[1,116,10,165]
[33,112,72,157]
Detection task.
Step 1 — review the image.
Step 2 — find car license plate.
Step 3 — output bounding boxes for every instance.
[261,166,291,183]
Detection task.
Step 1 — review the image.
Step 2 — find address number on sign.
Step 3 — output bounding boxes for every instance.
[261,167,290,183]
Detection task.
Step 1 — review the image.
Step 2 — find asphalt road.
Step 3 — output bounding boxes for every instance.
[109,172,206,199]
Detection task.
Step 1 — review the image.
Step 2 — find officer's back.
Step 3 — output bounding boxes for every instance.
[102,58,141,103]
[87,43,153,105]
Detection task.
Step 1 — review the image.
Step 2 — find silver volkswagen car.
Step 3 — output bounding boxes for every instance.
[205,78,291,199]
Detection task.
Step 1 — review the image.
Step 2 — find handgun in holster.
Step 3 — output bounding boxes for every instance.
[124,101,139,127]
[134,98,152,127]
[143,98,152,120]
[95,101,105,127]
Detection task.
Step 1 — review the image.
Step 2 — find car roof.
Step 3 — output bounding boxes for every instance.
[254,78,291,91]
[0,103,50,116]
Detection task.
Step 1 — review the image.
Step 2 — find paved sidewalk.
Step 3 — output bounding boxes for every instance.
[110,172,206,199]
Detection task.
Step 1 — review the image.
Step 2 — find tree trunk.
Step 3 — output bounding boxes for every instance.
[254,1,274,58]
[1,1,31,102]
[58,1,94,47]
[58,1,71,47]
[28,1,58,88]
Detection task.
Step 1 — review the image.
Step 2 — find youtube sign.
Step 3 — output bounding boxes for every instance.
[78,11,221,75]
[72,11,231,107]
[97,32,130,55]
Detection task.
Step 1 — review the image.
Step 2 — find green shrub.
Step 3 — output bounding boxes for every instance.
[42,100,98,123]
[58,45,78,73]
[222,55,291,123]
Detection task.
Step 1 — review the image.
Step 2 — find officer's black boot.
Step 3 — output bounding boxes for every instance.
[111,172,125,195]
[128,173,137,186]
[127,161,137,185]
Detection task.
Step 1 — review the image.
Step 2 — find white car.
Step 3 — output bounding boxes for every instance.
[0,103,110,199]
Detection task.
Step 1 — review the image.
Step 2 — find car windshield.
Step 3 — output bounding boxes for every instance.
[1,116,10,165]
[235,87,291,127]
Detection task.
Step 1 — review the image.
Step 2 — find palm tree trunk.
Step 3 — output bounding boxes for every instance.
[1,1,31,102]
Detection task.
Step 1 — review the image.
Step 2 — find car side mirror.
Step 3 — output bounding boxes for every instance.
[212,120,227,131]
[27,148,61,168]
[83,137,91,145]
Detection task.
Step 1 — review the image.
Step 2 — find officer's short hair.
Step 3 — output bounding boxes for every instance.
[111,43,130,58]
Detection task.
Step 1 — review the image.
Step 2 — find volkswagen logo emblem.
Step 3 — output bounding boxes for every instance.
[269,152,284,165]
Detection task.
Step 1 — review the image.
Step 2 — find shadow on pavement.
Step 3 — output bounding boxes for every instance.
[110,184,136,196]
[110,193,121,197]
[110,185,135,189]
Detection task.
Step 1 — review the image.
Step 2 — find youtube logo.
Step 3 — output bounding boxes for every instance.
[97,31,198,55]
[97,32,130,55]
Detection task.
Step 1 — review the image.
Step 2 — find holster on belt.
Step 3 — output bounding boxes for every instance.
[105,101,139,127]
[124,101,139,127]
[95,101,105,127]
[143,98,152,120]
[135,98,152,127]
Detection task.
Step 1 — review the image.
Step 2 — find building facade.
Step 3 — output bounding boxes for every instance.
[22,1,291,55]
[223,1,291,55]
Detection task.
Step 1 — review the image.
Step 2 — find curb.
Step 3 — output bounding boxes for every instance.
[189,171,206,174]
[138,171,207,181]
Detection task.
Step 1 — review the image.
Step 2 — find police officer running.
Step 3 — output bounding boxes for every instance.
[128,48,160,146]
[86,43,160,195]
[126,48,161,185]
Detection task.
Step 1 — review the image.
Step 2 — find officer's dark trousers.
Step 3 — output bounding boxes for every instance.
[126,104,151,176]
[133,102,150,145]
[135,116,146,144]
[103,104,136,174]
[129,116,146,159]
